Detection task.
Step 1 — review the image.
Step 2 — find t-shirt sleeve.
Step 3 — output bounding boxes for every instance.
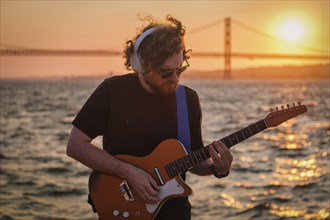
[72,79,111,139]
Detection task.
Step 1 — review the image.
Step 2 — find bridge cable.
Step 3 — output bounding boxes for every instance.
[188,18,224,34]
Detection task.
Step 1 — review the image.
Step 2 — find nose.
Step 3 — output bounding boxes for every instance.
[168,71,180,83]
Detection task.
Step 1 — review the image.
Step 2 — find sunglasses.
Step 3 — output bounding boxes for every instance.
[157,59,190,79]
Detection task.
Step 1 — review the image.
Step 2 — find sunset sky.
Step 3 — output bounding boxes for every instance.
[1,0,329,79]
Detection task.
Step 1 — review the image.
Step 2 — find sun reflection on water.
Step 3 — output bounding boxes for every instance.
[263,132,310,150]
[219,192,244,209]
[220,192,330,219]
[270,205,330,219]
[270,204,306,217]
[271,157,326,186]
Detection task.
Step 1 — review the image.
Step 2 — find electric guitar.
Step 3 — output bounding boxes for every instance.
[89,102,307,220]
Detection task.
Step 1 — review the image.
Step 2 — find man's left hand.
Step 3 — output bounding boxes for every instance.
[209,140,233,175]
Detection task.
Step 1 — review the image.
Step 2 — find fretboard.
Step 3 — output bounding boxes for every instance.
[165,119,268,178]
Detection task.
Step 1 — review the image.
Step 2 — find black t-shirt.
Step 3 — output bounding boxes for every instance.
[73,73,203,155]
[72,73,204,219]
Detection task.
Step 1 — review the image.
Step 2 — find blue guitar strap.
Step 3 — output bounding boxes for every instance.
[176,84,192,153]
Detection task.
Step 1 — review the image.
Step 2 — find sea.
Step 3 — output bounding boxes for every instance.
[0,78,329,220]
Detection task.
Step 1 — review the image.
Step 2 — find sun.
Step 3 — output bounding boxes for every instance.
[278,20,306,43]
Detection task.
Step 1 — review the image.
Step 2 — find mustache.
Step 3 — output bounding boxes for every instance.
[166,78,179,86]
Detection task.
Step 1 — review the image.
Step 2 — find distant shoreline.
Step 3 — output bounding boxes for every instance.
[183,63,330,80]
[1,63,329,81]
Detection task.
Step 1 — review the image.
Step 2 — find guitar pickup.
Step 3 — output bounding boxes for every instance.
[119,180,135,202]
[154,167,165,186]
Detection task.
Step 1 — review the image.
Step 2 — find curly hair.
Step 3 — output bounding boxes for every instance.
[123,15,190,74]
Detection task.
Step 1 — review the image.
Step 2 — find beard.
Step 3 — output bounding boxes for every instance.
[143,72,179,96]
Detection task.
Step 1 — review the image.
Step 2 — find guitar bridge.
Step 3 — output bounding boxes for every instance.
[119,180,135,202]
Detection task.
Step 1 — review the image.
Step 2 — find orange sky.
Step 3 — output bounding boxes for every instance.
[0,0,329,79]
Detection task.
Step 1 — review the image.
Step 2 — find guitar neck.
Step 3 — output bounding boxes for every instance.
[220,119,268,149]
[165,119,268,178]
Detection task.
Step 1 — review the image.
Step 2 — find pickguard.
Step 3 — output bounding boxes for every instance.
[146,178,185,213]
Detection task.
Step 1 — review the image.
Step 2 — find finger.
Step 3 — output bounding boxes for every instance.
[136,190,147,203]
[143,176,160,203]
[137,184,159,204]
[210,145,226,172]
[210,141,231,173]
[143,187,160,204]
[209,144,221,163]
[148,196,160,204]
[214,141,232,165]
[144,193,160,204]
[148,175,160,191]
[211,141,227,161]
[209,145,228,174]
[215,145,230,168]
[218,141,233,162]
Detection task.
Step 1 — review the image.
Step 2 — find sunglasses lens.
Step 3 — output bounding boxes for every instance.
[160,71,174,78]
[158,61,189,79]
[176,66,187,75]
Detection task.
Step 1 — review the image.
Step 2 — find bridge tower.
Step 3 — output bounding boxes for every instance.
[224,17,231,79]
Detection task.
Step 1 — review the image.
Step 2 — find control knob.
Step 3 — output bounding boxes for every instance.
[113,210,120,216]
[123,211,130,218]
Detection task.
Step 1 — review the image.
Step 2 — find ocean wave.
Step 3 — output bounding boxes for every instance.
[41,167,71,174]
[24,183,86,197]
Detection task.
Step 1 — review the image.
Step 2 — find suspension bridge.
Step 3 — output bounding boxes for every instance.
[1,17,329,78]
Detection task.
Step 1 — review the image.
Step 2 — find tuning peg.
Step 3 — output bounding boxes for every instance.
[275,106,279,111]
[286,104,290,108]
[270,108,274,112]
[298,101,301,106]
[292,103,296,107]
[281,105,284,110]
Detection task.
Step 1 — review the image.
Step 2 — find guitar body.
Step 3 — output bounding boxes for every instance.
[89,139,192,220]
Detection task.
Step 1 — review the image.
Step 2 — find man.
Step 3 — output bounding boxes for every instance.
[67,15,233,220]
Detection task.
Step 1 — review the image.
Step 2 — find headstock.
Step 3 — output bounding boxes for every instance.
[265,102,307,127]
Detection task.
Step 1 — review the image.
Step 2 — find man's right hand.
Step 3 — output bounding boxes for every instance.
[67,127,160,204]
[124,165,160,204]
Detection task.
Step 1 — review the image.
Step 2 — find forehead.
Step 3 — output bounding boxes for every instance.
[161,50,183,69]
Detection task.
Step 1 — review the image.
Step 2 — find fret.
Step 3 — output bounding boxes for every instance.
[226,136,233,146]
[180,157,189,170]
[187,154,195,167]
[200,148,207,160]
[256,120,267,131]
[203,147,211,158]
[242,127,252,138]
[221,137,232,148]
[249,123,259,134]
[170,162,179,176]
[192,152,199,164]
[165,165,174,178]
[194,151,203,164]
[174,159,183,173]
[240,129,246,139]
[180,159,187,171]
[228,134,239,145]
[165,165,169,176]
[169,165,175,177]
[183,157,192,169]
[174,160,184,173]
[235,130,245,142]
[171,162,179,176]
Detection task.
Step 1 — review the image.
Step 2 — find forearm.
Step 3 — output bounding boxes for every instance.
[66,127,132,179]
